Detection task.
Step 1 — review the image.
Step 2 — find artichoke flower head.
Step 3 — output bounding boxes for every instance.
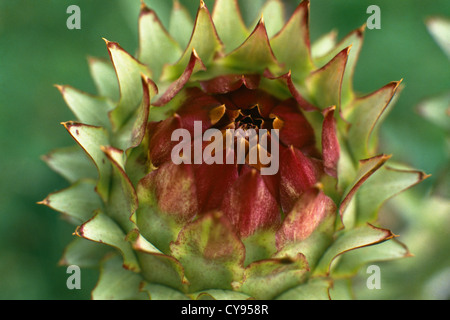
[42,0,428,300]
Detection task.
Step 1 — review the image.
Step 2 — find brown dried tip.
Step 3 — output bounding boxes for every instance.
[73,225,82,237]
[139,0,146,10]
[36,198,50,206]
[103,38,119,50]
[357,23,367,35]
[54,84,65,93]
[140,2,153,15]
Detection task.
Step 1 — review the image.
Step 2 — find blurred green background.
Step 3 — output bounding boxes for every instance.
[0,0,448,299]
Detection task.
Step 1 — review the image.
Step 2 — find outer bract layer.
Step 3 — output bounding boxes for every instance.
[42,0,428,300]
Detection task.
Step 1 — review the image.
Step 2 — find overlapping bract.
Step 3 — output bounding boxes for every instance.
[42,0,427,300]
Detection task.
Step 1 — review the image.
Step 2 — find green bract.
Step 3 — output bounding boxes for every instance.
[42,0,428,300]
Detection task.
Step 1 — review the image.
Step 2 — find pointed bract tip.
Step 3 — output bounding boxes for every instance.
[329,29,338,39]
[251,15,269,37]
[40,154,50,162]
[140,71,149,82]
[346,45,353,55]
[103,38,118,49]
[199,0,206,9]
[292,0,310,15]
[424,16,433,24]
[173,0,181,10]
[322,105,336,116]
[366,223,397,239]
[300,0,310,10]
[73,226,82,237]
[54,84,64,92]
[36,198,48,206]
[139,1,153,15]
[390,230,399,239]
[394,78,404,90]
[192,47,200,58]
[60,120,75,127]
[86,55,100,65]
[358,23,367,34]
[422,173,432,180]
[57,257,68,267]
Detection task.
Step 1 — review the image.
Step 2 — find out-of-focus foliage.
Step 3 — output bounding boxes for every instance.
[352,15,449,300]
[0,0,448,299]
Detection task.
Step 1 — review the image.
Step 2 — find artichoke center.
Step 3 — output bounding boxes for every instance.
[235,106,265,131]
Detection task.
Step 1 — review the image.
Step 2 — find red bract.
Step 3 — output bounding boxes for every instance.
[147,73,337,238]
